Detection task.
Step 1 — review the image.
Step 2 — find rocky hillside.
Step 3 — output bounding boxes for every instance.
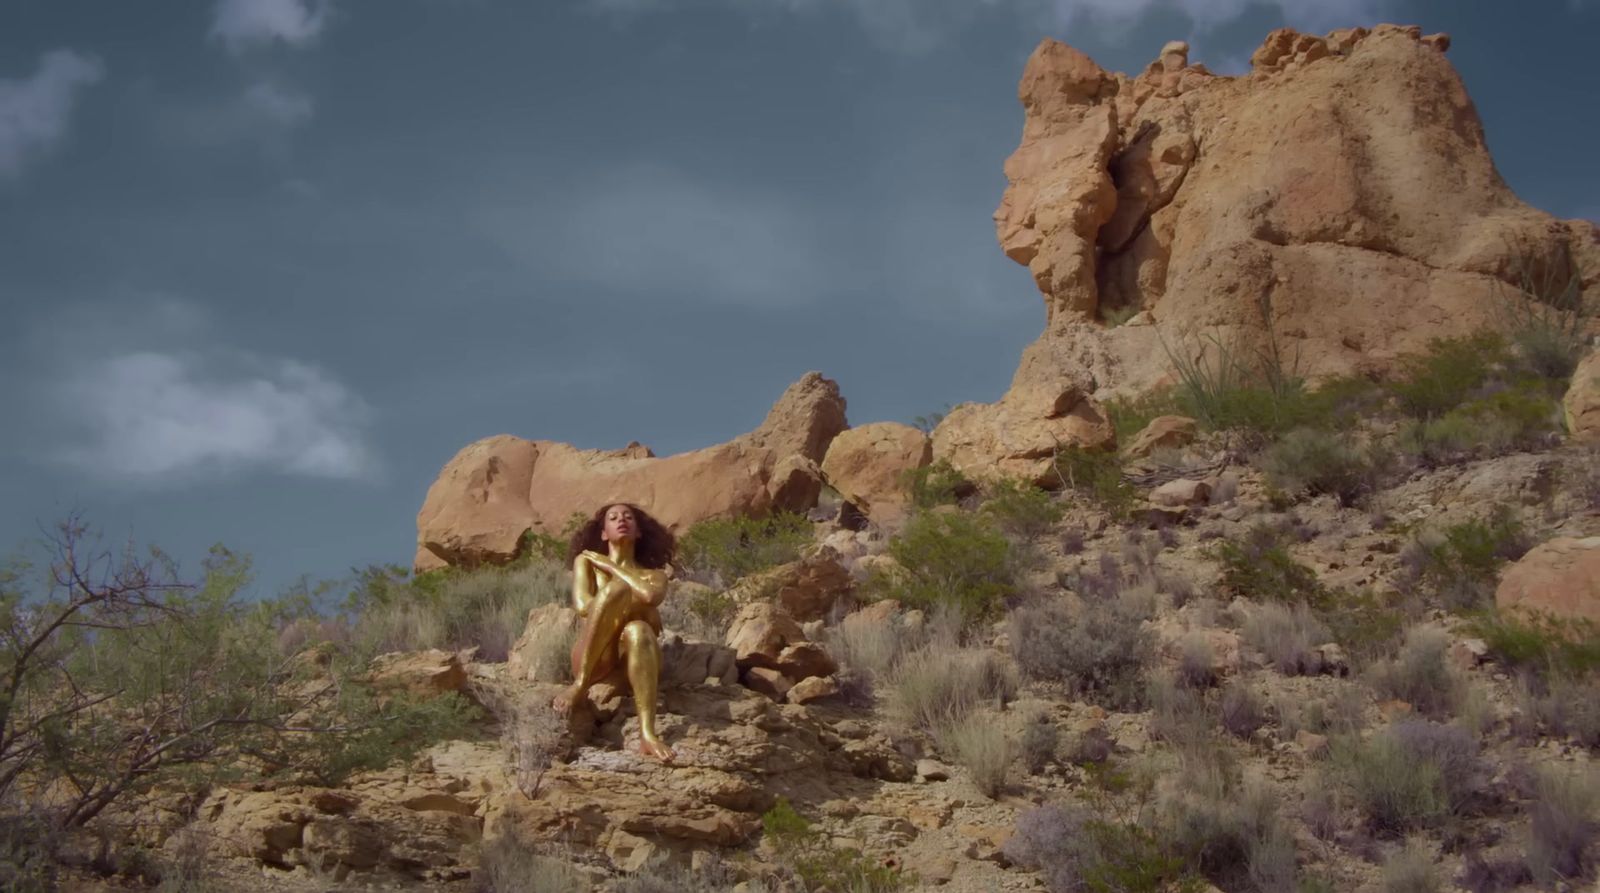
[29,22,1600,893]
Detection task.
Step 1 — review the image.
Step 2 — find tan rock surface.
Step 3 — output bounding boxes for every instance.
[416,373,847,571]
[365,649,468,698]
[725,546,853,622]
[1495,536,1600,624]
[1125,415,1198,459]
[820,422,931,524]
[725,602,807,670]
[992,26,1600,400]
[1566,349,1600,440]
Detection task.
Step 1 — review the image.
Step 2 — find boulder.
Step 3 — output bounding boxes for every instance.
[1150,478,1212,507]
[724,602,806,670]
[786,675,839,705]
[990,27,1599,401]
[416,373,847,571]
[1495,536,1600,625]
[1124,416,1198,459]
[366,650,468,699]
[1566,349,1600,440]
[725,546,852,622]
[820,422,931,524]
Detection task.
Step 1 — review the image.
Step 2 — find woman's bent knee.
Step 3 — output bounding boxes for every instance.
[621,620,656,650]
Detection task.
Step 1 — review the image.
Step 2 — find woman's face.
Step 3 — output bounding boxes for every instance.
[601,504,637,543]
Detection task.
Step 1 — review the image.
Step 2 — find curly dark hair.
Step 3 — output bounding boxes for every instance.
[566,503,676,570]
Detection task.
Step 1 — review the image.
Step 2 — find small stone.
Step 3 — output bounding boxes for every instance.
[786,675,839,705]
[1295,730,1330,758]
[921,855,958,884]
[916,759,952,782]
[744,666,793,701]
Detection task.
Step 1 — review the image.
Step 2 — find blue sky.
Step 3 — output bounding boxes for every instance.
[2,0,1596,598]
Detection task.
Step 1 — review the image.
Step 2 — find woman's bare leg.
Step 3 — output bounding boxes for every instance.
[620,620,674,761]
[554,579,632,712]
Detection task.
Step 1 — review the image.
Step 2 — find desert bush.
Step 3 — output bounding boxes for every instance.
[1259,428,1384,506]
[1004,803,1202,893]
[1400,381,1564,464]
[1162,326,1315,439]
[1337,719,1482,833]
[473,835,587,893]
[1381,841,1441,893]
[828,609,914,687]
[155,826,221,893]
[1497,247,1594,383]
[762,798,906,892]
[1219,682,1266,741]
[1213,524,1325,604]
[0,815,57,893]
[1052,447,1138,517]
[1336,731,1446,833]
[981,478,1065,540]
[1388,719,1483,813]
[1020,712,1059,774]
[1159,759,1299,892]
[1396,508,1528,612]
[1367,626,1462,718]
[1175,632,1217,690]
[1389,333,1510,419]
[351,558,569,661]
[1528,675,1600,747]
[657,584,736,642]
[901,458,975,510]
[877,512,1015,621]
[889,647,1015,736]
[614,852,739,893]
[1243,602,1331,676]
[1527,766,1600,886]
[1010,596,1153,711]
[944,712,1015,798]
[1148,673,1212,751]
[677,512,812,585]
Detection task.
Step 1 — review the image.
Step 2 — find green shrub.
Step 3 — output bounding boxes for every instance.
[1259,428,1383,506]
[1319,588,1405,662]
[1161,320,1317,439]
[981,478,1065,540]
[762,798,907,892]
[944,712,1016,798]
[878,512,1015,620]
[901,459,974,510]
[1469,611,1600,679]
[1389,333,1510,420]
[1213,525,1325,604]
[677,512,812,583]
[0,815,56,893]
[1397,508,1528,612]
[1010,596,1153,711]
[1401,380,1563,463]
[1053,447,1137,517]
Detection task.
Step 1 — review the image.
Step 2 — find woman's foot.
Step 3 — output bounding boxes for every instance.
[552,683,585,714]
[639,736,675,763]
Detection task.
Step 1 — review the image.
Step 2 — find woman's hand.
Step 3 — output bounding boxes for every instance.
[581,550,618,573]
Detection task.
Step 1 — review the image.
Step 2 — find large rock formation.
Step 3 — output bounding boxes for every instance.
[415,373,847,571]
[981,24,1600,407]
[1566,349,1600,440]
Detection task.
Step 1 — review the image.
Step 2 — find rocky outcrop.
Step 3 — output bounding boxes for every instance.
[820,422,931,525]
[932,336,1117,485]
[415,373,848,571]
[724,546,853,623]
[1495,536,1600,625]
[990,26,1600,401]
[1566,349,1600,440]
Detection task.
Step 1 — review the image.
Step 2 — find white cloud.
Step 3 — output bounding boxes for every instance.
[0,50,104,178]
[480,164,830,307]
[56,351,378,484]
[243,81,314,127]
[587,0,1394,53]
[18,298,378,486]
[210,0,330,52]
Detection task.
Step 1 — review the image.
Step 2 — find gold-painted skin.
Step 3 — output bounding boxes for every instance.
[554,504,675,761]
